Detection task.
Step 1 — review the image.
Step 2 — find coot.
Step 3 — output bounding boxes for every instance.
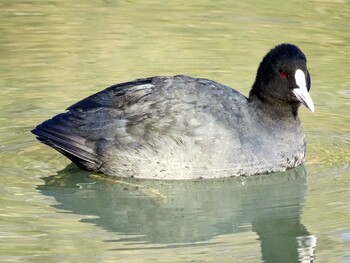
[32,43,314,179]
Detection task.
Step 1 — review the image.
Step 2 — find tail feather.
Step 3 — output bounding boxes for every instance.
[32,113,100,171]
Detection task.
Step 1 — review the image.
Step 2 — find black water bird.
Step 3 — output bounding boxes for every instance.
[32,43,314,179]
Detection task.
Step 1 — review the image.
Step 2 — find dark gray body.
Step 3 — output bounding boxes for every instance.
[33,75,305,179]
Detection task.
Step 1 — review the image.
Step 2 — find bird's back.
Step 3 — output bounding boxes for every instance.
[33,75,255,179]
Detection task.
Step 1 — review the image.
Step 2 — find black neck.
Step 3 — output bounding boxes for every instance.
[248,92,300,120]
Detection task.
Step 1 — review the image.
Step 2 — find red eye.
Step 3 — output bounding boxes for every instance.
[279,71,287,78]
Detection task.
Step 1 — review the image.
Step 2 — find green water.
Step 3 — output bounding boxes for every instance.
[1,0,349,262]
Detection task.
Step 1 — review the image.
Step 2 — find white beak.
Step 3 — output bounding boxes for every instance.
[293,69,315,112]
